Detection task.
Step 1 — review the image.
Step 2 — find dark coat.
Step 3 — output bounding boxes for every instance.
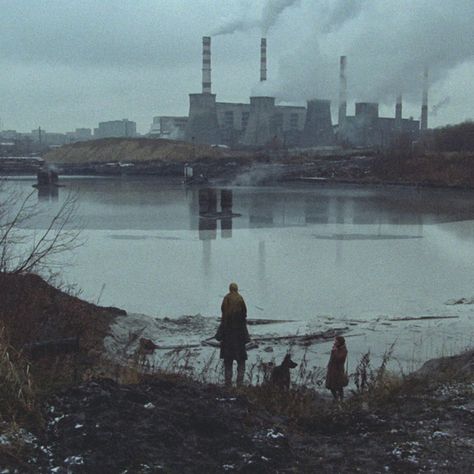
[216,291,249,361]
[325,343,348,390]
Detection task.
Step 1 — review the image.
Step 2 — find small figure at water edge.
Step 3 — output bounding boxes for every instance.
[325,335,348,401]
[215,282,250,387]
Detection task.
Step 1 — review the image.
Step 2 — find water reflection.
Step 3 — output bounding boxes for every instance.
[198,188,239,241]
[36,185,59,202]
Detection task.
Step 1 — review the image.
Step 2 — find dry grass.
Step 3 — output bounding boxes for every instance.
[0,325,35,423]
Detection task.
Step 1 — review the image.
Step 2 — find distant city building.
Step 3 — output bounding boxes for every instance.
[66,128,93,142]
[29,129,68,146]
[148,116,187,140]
[94,119,137,138]
[0,130,19,140]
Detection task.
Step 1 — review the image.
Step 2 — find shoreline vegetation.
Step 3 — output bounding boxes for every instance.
[7,119,474,189]
[0,273,473,472]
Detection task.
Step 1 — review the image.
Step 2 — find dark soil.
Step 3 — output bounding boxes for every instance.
[1,274,473,473]
[0,364,470,473]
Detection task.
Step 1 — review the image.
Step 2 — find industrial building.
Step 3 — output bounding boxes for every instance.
[149,116,188,140]
[162,36,426,150]
[94,119,137,139]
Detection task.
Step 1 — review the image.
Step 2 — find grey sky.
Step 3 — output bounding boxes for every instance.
[1,0,473,134]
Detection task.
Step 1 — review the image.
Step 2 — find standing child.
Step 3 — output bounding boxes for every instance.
[325,336,348,401]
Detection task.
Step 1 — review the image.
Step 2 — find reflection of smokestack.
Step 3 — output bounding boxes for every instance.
[202,36,211,94]
[421,67,428,131]
[395,94,402,130]
[260,38,267,82]
[338,56,347,129]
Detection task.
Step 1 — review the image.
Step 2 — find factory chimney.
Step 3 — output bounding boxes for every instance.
[395,94,402,131]
[260,38,267,82]
[420,67,428,131]
[202,36,211,94]
[338,56,347,130]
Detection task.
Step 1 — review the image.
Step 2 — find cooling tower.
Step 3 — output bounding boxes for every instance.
[420,67,428,131]
[300,99,335,147]
[354,102,380,147]
[185,93,221,144]
[240,96,276,147]
[260,38,267,82]
[355,102,379,124]
[338,56,347,130]
[184,36,220,144]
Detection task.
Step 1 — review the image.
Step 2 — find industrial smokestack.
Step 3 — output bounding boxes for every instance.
[395,94,402,130]
[420,67,428,131]
[338,56,347,129]
[202,36,211,94]
[260,38,267,82]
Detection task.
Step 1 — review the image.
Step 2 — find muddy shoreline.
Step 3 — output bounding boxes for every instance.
[0,274,473,472]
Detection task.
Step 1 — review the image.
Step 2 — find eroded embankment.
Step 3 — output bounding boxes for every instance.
[1,351,473,473]
[1,274,474,473]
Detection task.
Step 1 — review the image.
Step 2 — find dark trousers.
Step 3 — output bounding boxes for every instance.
[224,358,245,387]
[330,388,344,401]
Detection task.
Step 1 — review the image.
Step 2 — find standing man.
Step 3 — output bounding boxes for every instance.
[215,282,250,387]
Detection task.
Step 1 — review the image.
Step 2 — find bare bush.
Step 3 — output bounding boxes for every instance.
[0,184,81,274]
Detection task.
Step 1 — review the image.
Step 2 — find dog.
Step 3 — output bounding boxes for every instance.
[138,337,159,355]
[270,354,298,390]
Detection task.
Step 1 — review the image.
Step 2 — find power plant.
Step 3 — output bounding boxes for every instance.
[166,37,426,150]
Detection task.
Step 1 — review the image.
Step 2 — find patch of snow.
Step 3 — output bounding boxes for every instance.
[64,455,84,465]
[266,428,285,439]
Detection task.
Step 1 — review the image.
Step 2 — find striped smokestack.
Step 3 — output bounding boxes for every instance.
[420,67,428,131]
[395,94,402,130]
[338,56,347,129]
[202,36,211,94]
[260,38,267,82]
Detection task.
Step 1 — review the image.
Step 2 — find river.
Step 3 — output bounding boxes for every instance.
[4,176,474,371]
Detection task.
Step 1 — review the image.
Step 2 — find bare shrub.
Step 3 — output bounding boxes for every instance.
[352,343,402,402]
[0,185,81,275]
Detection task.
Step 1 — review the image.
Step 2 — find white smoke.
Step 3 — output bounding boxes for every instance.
[212,18,260,37]
[212,0,300,36]
[320,0,367,33]
[271,0,474,111]
[261,0,301,35]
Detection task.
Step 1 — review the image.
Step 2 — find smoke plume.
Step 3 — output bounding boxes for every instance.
[431,97,451,116]
[272,0,474,112]
[212,0,300,36]
[261,0,301,35]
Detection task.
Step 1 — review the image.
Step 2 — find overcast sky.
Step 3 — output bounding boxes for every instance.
[1,0,473,134]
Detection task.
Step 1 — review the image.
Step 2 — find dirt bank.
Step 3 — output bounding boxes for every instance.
[0,273,124,352]
[0,274,473,472]
[1,352,473,473]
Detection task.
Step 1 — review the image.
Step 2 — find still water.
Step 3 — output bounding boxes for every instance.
[5,176,474,364]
